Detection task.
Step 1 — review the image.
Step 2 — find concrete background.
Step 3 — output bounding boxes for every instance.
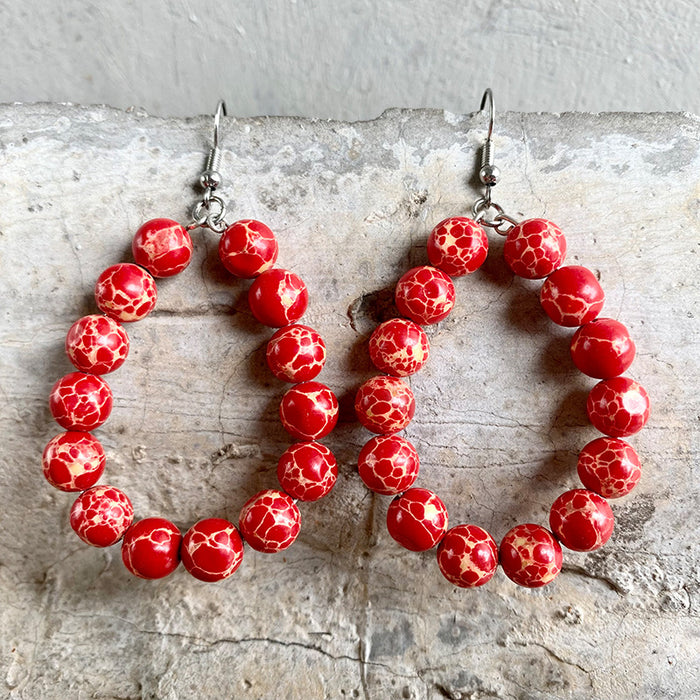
[2,0,700,119]
[0,104,698,699]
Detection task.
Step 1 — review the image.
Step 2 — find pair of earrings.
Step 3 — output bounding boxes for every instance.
[42,91,650,588]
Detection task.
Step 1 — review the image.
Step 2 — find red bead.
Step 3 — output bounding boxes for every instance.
[277,441,337,501]
[121,517,182,579]
[504,218,567,279]
[238,489,301,553]
[368,318,430,377]
[49,371,113,431]
[587,376,650,437]
[354,375,416,434]
[549,489,614,552]
[42,431,106,492]
[386,488,448,551]
[132,218,192,278]
[65,314,130,375]
[539,265,605,326]
[180,518,244,582]
[248,268,308,327]
[395,266,456,325]
[70,485,133,547]
[219,219,279,278]
[427,216,489,276]
[577,436,641,498]
[279,381,339,440]
[95,263,157,322]
[437,524,498,588]
[357,434,420,495]
[570,318,636,378]
[266,324,326,383]
[499,523,563,588]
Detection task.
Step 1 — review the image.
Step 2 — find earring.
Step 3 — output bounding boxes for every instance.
[353,89,650,589]
[42,102,340,582]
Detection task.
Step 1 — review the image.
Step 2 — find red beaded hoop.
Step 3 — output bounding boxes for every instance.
[43,106,339,581]
[354,212,650,588]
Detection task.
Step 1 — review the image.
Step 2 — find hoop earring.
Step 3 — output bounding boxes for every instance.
[43,102,339,581]
[353,89,650,589]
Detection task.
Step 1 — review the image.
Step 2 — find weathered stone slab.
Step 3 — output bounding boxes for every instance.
[0,104,698,699]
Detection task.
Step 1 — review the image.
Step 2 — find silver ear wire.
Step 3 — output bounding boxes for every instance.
[478,89,500,187]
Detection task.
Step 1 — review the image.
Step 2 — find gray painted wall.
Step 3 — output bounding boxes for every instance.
[2,0,699,118]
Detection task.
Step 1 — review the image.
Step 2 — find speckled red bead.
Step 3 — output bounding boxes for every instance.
[49,371,113,431]
[539,265,605,326]
[395,265,456,325]
[279,381,339,440]
[94,263,157,323]
[132,218,193,278]
[571,318,636,379]
[70,485,134,547]
[277,441,337,501]
[357,434,420,495]
[65,314,130,375]
[427,216,489,277]
[248,268,308,327]
[437,524,498,588]
[499,523,563,588]
[354,375,416,434]
[42,431,106,492]
[238,489,301,553]
[121,517,182,579]
[386,488,448,551]
[587,376,650,437]
[549,489,614,552]
[180,518,244,582]
[219,219,279,278]
[504,218,567,279]
[368,318,430,377]
[266,324,326,383]
[577,436,641,498]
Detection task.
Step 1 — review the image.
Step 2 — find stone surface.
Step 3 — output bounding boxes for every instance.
[0,104,698,699]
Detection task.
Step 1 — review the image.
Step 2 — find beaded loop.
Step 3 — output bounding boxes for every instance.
[45,216,338,581]
[354,211,649,589]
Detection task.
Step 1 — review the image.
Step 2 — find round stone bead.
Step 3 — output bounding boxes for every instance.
[121,517,182,579]
[549,489,615,552]
[570,318,636,379]
[499,523,563,588]
[95,263,157,323]
[437,524,499,588]
[248,268,308,327]
[357,434,420,495]
[386,488,448,551]
[238,489,301,553]
[219,219,279,278]
[577,436,641,498]
[49,371,113,431]
[277,441,338,501]
[65,314,130,375]
[368,318,430,377]
[539,265,605,326]
[70,485,134,547]
[180,518,244,582]
[427,216,489,277]
[395,266,456,325]
[504,218,567,279]
[587,377,650,437]
[279,381,339,440]
[354,375,416,434]
[42,431,106,492]
[132,218,193,278]
[266,324,326,383]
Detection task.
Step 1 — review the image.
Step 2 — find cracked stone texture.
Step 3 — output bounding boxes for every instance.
[0,105,698,699]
